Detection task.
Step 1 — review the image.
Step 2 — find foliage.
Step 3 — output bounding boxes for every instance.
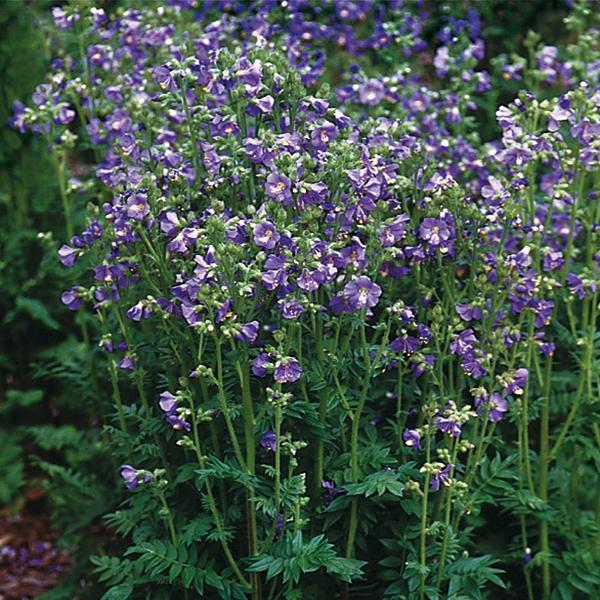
[3,1,600,600]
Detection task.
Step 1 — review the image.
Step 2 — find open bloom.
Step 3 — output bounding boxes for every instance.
[403,429,421,450]
[344,276,382,310]
[158,391,191,431]
[266,172,292,205]
[120,464,151,490]
[273,357,302,383]
[430,464,453,491]
[253,221,280,249]
[260,431,277,452]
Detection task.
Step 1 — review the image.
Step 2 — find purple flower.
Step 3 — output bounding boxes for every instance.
[434,416,462,437]
[266,172,293,205]
[566,272,583,298]
[379,215,409,247]
[487,392,509,422]
[273,357,302,384]
[253,221,280,249]
[126,193,150,222]
[52,7,78,29]
[419,217,453,250]
[344,276,382,310]
[55,105,76,125]
[260,431,277,452]
[430,464,453,492]
[58,245,78,267]
[235,321,259,344]
[543,250,564,272]
[359,79,386,105]
[412,354,435,378]
[330,294,352,315]
[216,299,233,323]
[322,480,345,500]
[311,123,338,150]
[236,58,262,90]
[153,65,176,92]
[10,101,27,133]
[60,287,82,311]
[403,429,421,450]
[127,301,152,322]
[450,329,478,357]
[118,355,135,371]
[120,464,150,490]
[252,353,272,377]
[279,299,304,319]
[158,390,191,431]
[504,368,529,396]
[159,391,177,413]
[390,335,420,354]
[253,95,275,114]
[456,303,482,322]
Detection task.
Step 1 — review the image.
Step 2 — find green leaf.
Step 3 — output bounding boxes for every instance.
[100,584,133,600]
[11,296,60,329]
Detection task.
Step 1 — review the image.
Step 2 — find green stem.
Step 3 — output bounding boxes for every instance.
[313,313,326,496]
[435,439,459,592]
[190,406,250,588]
[522,316,536,493]
[108,357,127,433]
[213,336,247,470]
[549,292,596,461]
[419,430,432,600]
[274,401,282,519]
[98,311,127,432]
[157,489,178,546]
[345,316,391,559]
[178,76,202,182]
[521,515,535,600]
[538,355,552,599]
[50,147,73,240]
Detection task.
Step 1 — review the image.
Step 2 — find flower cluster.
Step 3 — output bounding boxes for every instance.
[14,1,600,598]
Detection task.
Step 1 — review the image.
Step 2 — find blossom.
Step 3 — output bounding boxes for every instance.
[260,431,277,452]
[126,193,150,222]
[344,276,382,310]
[253,222,280,249]
[379,215,409,247]
[58,245,78,267]
[322,480,345,501]
[543,250,564,272]
[488,393,509,422]
[456,303,482,322]
[266,172,292,205]
[252,353,272,377]
[235,321,259,344]
[120,464,151,490]
[273,357,302,383]
[60,287,82,311]
[434,416,461,437]
[419,217,453,251]
[503,368,529,396]
[118,355,135,371]
[279,299,304,319]
[127,301,152,322]
[359,79,385,105]
[430,464,453,491]
[311,123,338,150]
[403,429,421,450]
[158,391,191,431]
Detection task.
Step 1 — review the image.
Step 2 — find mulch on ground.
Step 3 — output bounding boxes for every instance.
[0,489,70,600]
